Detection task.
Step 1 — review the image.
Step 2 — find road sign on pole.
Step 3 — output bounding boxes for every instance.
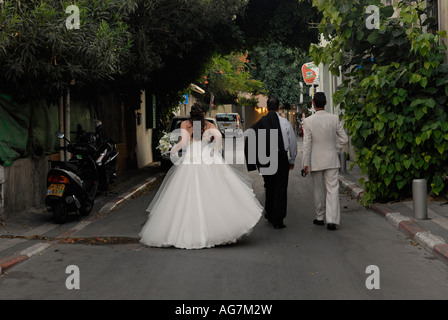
[302,62,319,85]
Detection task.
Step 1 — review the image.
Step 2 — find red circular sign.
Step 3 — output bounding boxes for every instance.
[302,62,318,85]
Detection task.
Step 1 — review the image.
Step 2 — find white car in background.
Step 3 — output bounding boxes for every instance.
[215,113,243,138]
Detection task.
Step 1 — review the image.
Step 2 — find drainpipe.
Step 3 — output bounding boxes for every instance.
[0,166,5,221]
[64,89,70,160]
[59,94,65,161]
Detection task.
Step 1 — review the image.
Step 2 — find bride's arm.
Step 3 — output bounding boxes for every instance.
[170,121,191,155]
[204,124,222,151]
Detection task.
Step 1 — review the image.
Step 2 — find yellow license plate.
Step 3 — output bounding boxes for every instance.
[47,184,65,197]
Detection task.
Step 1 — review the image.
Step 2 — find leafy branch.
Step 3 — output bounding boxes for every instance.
[311,0,448,204]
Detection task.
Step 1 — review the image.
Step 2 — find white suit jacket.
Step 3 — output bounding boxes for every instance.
[302,110,348,172]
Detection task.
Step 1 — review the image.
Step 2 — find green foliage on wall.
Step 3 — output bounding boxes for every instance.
[310,0,448,204]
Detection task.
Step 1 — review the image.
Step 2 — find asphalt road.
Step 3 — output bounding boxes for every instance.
[0,145,448,302]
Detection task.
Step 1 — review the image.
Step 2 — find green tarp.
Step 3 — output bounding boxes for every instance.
[0,94,95,167]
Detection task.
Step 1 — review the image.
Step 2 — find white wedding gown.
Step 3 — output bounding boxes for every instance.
[139,127,263,249]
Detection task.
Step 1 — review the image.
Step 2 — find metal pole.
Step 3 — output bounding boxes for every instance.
[64,89,71,161]
[413,179,428,220]
[339,152,346,173]
[59,94,65,161]
[209,93,214,117]
[242,105,246,131]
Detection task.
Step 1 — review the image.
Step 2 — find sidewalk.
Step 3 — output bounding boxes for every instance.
[339,160,448,268]
[0,162,166,274]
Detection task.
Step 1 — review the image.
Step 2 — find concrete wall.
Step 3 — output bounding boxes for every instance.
[234,95,268,130]
[208,104,233,118]
[0,157,50,220]
[178,94,199,117]
[439,0,448,62]
[233,105,251,131]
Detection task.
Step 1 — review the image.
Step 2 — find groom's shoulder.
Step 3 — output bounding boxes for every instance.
[251,115,267,128]
[309,111,336,120]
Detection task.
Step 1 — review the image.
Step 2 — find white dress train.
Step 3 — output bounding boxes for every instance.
[139,127,263,249]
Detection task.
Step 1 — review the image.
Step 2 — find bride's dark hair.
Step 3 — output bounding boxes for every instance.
[189,102,206,139]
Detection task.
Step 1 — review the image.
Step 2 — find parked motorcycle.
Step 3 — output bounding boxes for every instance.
[74,121,119,194]
[45,131,99,223]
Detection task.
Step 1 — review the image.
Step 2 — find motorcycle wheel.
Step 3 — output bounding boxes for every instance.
[53,201,68,224]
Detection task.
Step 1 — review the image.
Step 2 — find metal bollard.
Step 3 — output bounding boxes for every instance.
[339,152,347,173]
[413,179,428,220]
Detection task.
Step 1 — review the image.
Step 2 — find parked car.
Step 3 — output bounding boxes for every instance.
[160,116,219,171]
[215,113,243,138]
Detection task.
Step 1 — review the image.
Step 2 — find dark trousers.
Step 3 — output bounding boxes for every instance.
[262,158,290,225]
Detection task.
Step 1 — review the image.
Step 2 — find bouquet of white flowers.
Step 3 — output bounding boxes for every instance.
[157,131,178,155]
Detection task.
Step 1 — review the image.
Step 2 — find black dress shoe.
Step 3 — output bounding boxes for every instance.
[313,219,324,226]
[270,220,286,229]
[273,223,286,229]
[327,223,337,230]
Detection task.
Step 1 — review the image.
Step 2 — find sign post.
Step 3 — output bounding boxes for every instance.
[301,62,319,86]
[152,94,157,129]
[302,62,320,114]
[209,93,214,117]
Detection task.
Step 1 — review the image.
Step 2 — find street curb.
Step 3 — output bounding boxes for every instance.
[339,174,364,200]
[370,204,448,267]
[97,173,165,215]
[0,172,165,275]
[0,255,27,275]
[338,176,448,267]
[0,242,54,275]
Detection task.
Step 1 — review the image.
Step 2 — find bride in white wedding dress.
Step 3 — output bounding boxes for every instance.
[139,103,263,249]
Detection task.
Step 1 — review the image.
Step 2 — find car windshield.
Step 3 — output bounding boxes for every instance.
[216,114,237,121]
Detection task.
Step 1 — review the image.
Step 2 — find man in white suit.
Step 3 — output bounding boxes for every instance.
[302,92,348,230]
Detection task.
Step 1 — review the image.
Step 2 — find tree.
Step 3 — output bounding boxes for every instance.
[310,0,448,204]
[0,0,320,105]
[249,43,311,108]
[194,52,264,108]
[237,0,321,51]
[0,0,135,101]
[124,0,248,88]
[0,0,321,159]
[232,0,319,109]
[124,0,251,153]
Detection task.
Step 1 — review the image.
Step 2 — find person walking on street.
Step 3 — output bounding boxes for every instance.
[302,92,348,230]
[245,97,297,229]
[139,103,262,249]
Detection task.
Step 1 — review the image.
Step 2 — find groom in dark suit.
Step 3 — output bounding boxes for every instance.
[245,97,297,229]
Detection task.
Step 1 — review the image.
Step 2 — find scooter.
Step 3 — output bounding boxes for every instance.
[45,131,99,224]
[75,121,119,194]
